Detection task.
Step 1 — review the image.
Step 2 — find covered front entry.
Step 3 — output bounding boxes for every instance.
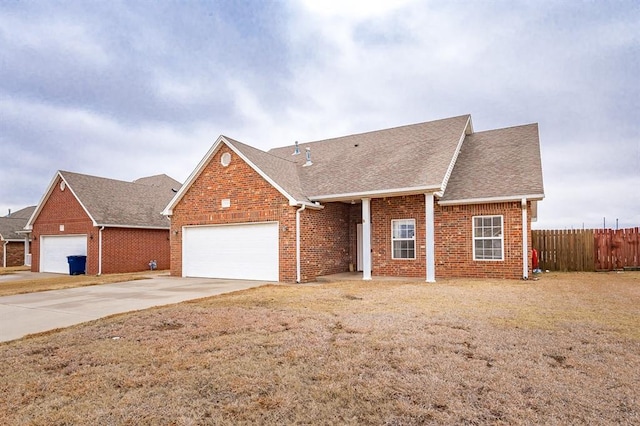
[40,235,87,274]
[182,222,279,281]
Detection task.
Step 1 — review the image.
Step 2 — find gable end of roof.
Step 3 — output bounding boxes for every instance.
[25,171,97,230]
[162,136,303,216]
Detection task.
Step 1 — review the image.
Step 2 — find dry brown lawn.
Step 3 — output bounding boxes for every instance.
[0,269,161,297]
[0,265,30,275]
[1,272,638,425]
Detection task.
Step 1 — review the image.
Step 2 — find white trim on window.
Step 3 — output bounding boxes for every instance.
[472,215,504,261]
[391,219,416,260]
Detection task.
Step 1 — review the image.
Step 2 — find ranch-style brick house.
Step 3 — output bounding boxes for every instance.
[163,115,544,283]
[26,171,181,275]
[0,206,35,267]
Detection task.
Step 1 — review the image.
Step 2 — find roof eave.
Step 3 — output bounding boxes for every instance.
[439,115,473,193]
[438,193,545,206]
[93,223,170,230]
[309,185,442,203]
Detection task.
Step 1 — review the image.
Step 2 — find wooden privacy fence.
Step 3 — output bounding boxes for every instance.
[532,228,640,272]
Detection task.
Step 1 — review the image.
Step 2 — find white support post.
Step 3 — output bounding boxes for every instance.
[522,198,529,280]
[425,193,436,282]
[24,235,30,266]
[362,198,372,280]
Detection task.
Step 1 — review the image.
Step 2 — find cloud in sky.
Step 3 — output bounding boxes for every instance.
[1,0,638,229]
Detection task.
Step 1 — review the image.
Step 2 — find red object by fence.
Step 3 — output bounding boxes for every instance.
[532,248,539,270]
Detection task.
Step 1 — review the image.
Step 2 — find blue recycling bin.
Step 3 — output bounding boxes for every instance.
[67,255,87,275]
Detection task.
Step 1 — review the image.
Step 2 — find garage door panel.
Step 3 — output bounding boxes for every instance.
[183,223,278,281]
[40,235,87,274]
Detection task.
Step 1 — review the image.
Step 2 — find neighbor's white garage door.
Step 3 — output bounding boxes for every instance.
[183,222,279,281]
[40,235,87,274]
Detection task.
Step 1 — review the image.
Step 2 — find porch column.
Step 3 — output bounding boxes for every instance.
[24,235,30,266]
[522,198,529,280]
[361,198,372,280]
[425,193,435,282]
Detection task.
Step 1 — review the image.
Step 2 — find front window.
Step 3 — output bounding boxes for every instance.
[473,215,504,260]
[392,219,416,259]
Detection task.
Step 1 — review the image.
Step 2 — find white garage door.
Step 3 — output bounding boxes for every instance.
[40,235,88,274]
[183,222,279,281]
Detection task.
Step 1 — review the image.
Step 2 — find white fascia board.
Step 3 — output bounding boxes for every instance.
[24,171,98,229]
[438,193,545,206]
[440,115,472,193]
[309,185,442,203]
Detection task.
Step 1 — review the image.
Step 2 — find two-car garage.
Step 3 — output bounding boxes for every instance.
[40,235,87,274]
[182,222,279,282]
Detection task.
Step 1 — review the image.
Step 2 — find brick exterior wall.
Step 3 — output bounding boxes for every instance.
[299,203,351,282]
[367,196,530,280]
[101,228,170,274]
[2,241,26,267]
[435,201,531,279]
[169,146,298,281]
[31,176,170,275]
[372,195,427,278]
[31,177,97,273]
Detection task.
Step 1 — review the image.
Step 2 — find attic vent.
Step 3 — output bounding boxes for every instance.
[303,147,313,167]
[221,152,232,167]
[292,141,300,155]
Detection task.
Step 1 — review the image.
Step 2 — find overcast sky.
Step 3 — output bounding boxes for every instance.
[1,0,638,229]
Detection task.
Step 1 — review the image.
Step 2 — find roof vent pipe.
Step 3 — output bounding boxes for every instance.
[293,141,300,155]
[303,147,313,167]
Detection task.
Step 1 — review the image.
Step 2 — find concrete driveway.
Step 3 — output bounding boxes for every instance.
[0,275,269,342]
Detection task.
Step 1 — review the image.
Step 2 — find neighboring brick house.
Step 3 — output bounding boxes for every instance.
[0,206,35,267]
[25,171,181,275]
[163,115,544,283]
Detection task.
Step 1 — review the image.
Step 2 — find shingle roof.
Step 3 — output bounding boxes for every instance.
[6,206,36,219]
[0,216,30,240]
[268,115,472,198]
[28,172,181,229]
[58,171,180,228]
[165,115,544,213]
[439,124,544,203]
[224,137,308,202]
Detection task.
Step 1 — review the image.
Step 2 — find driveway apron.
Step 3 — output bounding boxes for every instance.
[0,276,268,342]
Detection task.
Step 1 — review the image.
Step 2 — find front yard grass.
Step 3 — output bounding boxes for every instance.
[1,272,638,424]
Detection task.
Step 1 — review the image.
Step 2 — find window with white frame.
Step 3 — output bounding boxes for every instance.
[392,219,416,259]
[473,215,504,260]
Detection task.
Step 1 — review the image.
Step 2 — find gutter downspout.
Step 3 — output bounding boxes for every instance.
[425,193,436,282]
[2,240,7,268]
[361,198,372,280]
[24,234,30,266]
[522,198,529,280]
[296,204,306,283]
[98,226,105,276]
